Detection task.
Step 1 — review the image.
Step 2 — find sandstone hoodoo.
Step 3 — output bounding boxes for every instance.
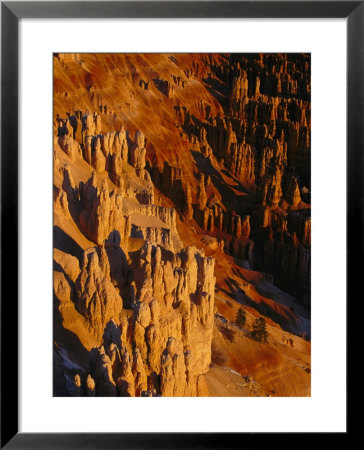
[54,53,311,397]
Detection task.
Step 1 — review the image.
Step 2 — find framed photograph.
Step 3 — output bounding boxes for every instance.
[1,1,355,448]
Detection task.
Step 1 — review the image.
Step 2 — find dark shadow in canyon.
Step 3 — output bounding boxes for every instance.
[53,291,90,396]
[54,225,84,262]
[105,230,135,309]
[102,319,122,351]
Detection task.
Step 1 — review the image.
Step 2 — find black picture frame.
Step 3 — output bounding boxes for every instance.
[1,1,356,448]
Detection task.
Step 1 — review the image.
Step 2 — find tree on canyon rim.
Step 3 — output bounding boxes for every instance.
[251,317,268,343]
[236,307,247,329]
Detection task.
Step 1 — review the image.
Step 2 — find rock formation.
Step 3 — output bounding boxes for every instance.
[79,176,126,245]
[75,246,123,339]
[54,52,311,398]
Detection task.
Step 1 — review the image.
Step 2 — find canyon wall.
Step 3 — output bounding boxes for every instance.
[53,53,311,397]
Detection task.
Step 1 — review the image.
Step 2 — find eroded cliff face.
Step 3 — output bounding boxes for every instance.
[56,236,214,397]
[54,104,216,396]
[53,53,311,397]
[174,54,310,298]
